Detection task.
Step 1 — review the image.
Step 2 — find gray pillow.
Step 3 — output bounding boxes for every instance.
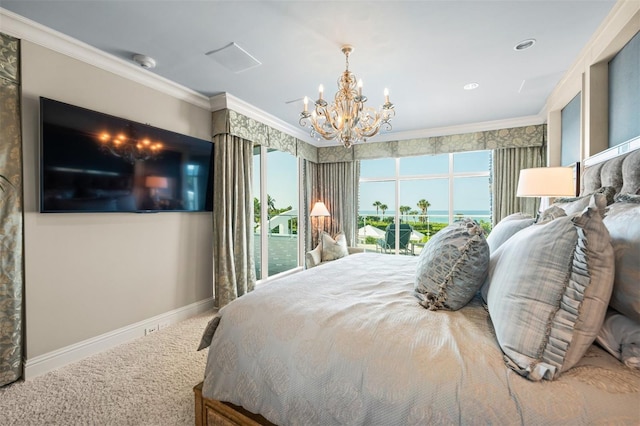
[603,195,640,323]
[320,231,349,262]
[596,309,640,369]
[486,194,614,381]
[414,219,489,311]
[536,205,567,223]
[486,212,534,253]
[553,186,616,215]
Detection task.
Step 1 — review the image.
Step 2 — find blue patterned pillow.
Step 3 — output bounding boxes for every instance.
[414,219,489,311]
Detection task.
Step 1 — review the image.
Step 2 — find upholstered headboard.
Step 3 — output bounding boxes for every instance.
[581,140,640,197]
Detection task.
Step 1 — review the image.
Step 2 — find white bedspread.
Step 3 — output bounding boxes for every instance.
[201,253,640,425]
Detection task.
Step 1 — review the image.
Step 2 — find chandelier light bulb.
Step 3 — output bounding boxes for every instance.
[303,96,309,112]
[318,84,324,100]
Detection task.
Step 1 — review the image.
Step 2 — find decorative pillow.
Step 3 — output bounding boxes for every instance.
[552,186,616,215]
[536,205,567,223]
[320,231,349,262]
[414,219,489,311]
[481,209,566,303]
[595,309,640,369]
[602,194,640,323]
[486,212,535,253]
[486,193,614,381]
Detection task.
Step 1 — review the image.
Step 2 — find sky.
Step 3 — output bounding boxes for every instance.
[359,151,491,213]
[254,149,491,213]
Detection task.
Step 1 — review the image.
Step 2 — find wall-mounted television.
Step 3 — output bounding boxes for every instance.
[40,97,213,213]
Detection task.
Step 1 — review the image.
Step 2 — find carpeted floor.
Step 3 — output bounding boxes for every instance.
[0,310,215,425]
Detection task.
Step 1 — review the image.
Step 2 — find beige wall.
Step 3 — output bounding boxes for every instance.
[21,41,213,358]
[545,0,640,164]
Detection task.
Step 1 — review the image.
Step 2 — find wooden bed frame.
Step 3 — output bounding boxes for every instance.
[193,138,639,426]
[194,382,274,426]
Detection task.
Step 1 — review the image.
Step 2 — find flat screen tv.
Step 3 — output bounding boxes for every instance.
[40,97,213,213]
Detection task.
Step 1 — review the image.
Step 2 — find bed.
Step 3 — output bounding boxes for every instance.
[195,142,640,425]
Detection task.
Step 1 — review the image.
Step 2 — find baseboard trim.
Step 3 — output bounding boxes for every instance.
[24,298,214,380]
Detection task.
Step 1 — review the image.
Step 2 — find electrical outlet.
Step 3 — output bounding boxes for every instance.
[158,320,170,330]
[145,325,158,335]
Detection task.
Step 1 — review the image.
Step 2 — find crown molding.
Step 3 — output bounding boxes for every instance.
[210,92,317,143]
[0,8,210,110]
[545,0,640,111]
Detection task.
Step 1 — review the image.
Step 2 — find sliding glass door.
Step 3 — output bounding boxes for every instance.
[253,145,301,280]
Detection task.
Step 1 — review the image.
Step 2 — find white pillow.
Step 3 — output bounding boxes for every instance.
[320,231,349,262]
[486,212,534,253]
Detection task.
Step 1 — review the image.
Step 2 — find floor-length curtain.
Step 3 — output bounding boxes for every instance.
[212,134,256,308]
[303,160,359,249]
[492,145,547,223]
[0,33,23,386]
[303,160,318,251]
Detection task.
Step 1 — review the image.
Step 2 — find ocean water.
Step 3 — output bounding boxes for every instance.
[359,209,491,224]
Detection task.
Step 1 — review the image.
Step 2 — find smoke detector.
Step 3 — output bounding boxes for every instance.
[132,54,157,69]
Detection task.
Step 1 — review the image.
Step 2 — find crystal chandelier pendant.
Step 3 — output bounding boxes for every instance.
[299,45,395,148]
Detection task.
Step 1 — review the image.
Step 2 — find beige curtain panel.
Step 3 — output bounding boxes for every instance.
[0,32,23,387]
[305,160,360,249]
[492,145,547,224]
[212,133,256,308]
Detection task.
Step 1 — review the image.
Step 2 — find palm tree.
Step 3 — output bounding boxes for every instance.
[267,194,276,215]
[372,201,382,216]
[417,199,431,223]
[379,204,388,216]
[409,210,419,223]
[399,205,411,221]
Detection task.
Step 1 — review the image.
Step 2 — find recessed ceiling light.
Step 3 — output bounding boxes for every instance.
[463,82,479,91]
[514,38,536,51]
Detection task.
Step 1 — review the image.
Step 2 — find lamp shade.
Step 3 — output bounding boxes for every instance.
[145,176,168,189]
[310,201,330,217]
[516,167,575,197]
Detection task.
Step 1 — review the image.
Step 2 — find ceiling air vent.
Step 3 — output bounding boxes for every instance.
[206,42,261,73]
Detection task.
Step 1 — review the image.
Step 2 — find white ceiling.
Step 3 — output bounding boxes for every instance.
[0,0,617,144]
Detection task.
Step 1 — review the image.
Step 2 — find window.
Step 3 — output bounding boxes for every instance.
[253,145,301,280]
[358,151,492,255]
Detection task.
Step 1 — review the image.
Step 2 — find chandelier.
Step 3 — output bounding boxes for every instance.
[97,124,163,164]
[299,45,395,148]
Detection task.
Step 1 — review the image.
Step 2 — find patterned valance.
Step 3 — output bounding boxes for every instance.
[319,124,546,162]
[212,108,545,164]
[212,109,318,162]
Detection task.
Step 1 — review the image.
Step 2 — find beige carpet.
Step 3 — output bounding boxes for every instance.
[0,311,214,425]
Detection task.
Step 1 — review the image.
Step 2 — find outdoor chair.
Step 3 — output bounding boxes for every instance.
[376,223,413,255]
